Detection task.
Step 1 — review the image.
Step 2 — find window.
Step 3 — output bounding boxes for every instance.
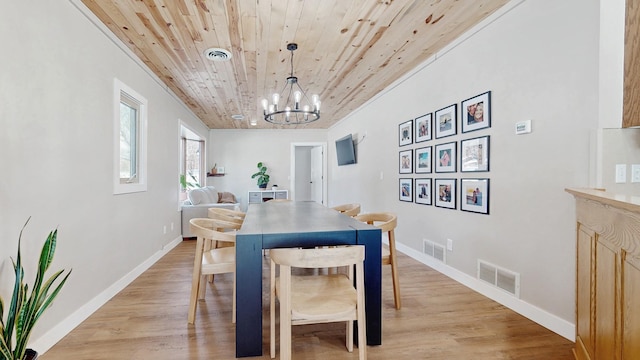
[114,79,147,194]
[184,138,204,186]
[179,123,206,201]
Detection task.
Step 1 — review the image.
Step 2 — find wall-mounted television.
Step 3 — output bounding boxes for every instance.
[336,134,357,166]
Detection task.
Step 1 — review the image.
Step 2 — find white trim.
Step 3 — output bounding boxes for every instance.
[113,78,148,194]
[395,241,576,342]
[33,236,183,355]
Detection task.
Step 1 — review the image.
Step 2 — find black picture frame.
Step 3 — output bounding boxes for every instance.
[460,135,490,172]
[435,104,457,139]
[414,113,432,143]
[461,91,491,133]
[415,146,432,174]
[415,178,432,205]
[399,178,413,202]
[460,178,490,214]
[434,142,457,173]
[434,178,456,209]
[399,149,413,174]
[399,119,413,146]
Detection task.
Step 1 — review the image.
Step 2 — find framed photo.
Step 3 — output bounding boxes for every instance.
[399,119,413,146]
[399,178,413,202]
[435,104,457,139]
[415,146,432,174]
[461,178,490,214]
[414,113,432,143]
[435,178,456,209]
[434,142,456,173]
[399,150,413,174]
[462,91,491,133]
[460,135,490,172]
[415,178,432,205]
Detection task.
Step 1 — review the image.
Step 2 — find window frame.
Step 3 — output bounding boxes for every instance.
[113,79,148,194]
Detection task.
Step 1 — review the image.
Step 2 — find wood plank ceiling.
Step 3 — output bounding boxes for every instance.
[80,0,510,129]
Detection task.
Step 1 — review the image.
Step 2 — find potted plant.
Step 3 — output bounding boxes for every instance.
[251,162,270,189]
[179,173,201,191]
[1,218,72,360]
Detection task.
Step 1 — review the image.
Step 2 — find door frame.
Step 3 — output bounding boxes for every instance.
[290,142,327,205]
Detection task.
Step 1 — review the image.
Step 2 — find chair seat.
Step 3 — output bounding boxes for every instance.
[381,245,390,264]
[277,275,357,321]
[270,245,367,360]
[202,247,235,273]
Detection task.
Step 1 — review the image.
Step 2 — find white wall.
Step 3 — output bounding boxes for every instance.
[328,0,600,336]
[0,0,208,351]
[1,0,626,352]
[207,129,327,210]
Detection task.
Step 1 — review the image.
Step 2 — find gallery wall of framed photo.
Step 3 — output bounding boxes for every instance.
[398,91,492,214]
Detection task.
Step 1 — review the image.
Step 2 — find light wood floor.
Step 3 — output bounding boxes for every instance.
[41,240,574,359]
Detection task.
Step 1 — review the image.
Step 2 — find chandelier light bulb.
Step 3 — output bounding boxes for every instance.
[272,93,280,106]
[261,98,268,111]
[294,91,302,108]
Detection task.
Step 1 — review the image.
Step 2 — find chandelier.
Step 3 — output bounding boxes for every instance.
[261,43,321,125]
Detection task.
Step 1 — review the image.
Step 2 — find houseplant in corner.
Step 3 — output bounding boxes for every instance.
[251,162,270,189]
[0,218,72,360]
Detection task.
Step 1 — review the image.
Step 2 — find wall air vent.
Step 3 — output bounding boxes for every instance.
[423,239,446,263]
[477,260,520,298]
[204,48,232,62]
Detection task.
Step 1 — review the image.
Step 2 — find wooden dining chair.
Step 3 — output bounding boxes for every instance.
[354,212,401,310]
[188,218,237,324]
[208,208,245,226]
[270,245,367,360]
[331,203,361,217]
[208,208,244,247]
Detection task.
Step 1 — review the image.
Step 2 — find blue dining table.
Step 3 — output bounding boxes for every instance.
[234,201,382,357]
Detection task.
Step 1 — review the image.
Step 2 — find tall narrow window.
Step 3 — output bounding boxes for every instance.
[179,123,206,201]
[114,79,147,194]
[184,138,204,186]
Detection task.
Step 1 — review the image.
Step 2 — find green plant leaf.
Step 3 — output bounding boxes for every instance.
[1,218,71,360]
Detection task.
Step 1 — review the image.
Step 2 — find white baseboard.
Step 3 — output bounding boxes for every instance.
[32,236,184,354]
[394,241,575,341]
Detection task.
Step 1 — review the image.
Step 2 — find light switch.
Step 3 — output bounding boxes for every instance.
[632,164,640,183]
[616,164,627,183]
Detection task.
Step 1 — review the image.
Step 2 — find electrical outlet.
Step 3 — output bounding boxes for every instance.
[616,164,627,183]
[447,238,453,251]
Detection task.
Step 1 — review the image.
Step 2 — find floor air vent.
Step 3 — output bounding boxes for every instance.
[423,239,446,263]
[477,260,520,297]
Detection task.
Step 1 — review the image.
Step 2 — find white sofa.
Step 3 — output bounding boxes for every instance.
[181,186,240,237]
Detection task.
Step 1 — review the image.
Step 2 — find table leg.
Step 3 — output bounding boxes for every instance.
[235,234,263,357]
[358,227,382,345]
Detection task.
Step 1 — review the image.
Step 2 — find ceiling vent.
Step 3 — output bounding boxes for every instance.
[204,48,232,62]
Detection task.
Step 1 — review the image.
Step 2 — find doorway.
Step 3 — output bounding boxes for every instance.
[290,142,327,204]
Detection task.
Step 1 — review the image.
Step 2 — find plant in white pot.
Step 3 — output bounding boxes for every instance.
[0,218,72,360]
